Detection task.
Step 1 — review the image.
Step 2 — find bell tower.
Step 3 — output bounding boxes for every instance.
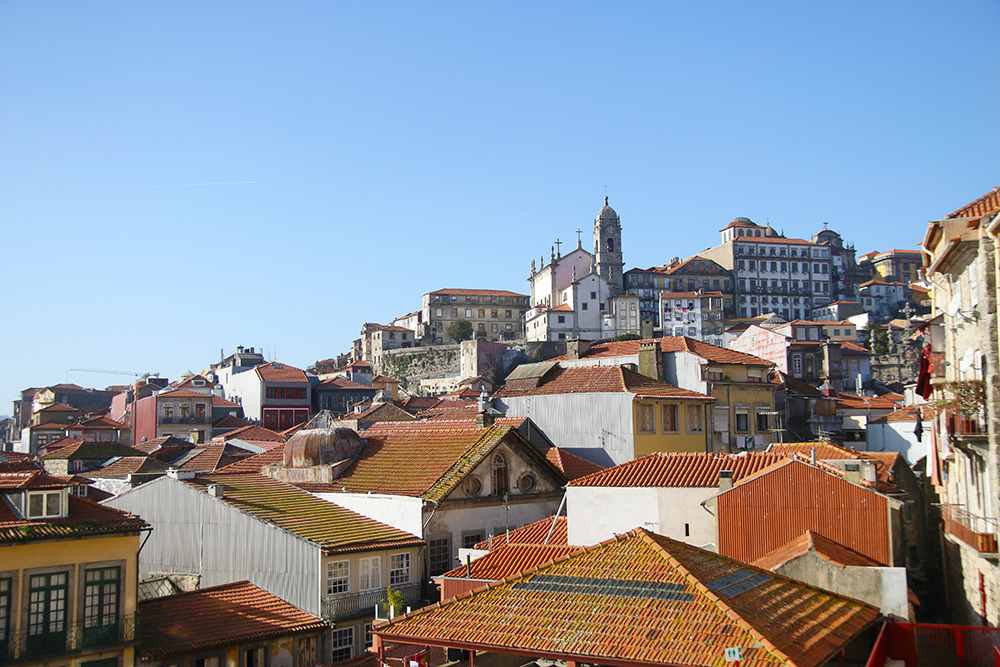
[593,196,624,293]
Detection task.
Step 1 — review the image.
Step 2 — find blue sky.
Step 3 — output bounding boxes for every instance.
[1,1,998,409]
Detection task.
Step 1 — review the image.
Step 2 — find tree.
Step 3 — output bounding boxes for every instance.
[383,585,406,618]
[865,320,890,357]
[447,319,474,342]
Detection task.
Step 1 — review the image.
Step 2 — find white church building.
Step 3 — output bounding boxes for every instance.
[525,198,640,342]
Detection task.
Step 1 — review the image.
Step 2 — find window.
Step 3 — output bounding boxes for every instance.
[0,577,9,657]
[28,572,68,653]
[635,403,655,433]
[505,310,512,318]
[27,490,64,519]
[364,623,374,649]
[756,410,769,432]
[359,557,381,591]
[465,308,472,317]
[581,302,588,310]
[83,566,120,645]
[462,532,484,549]
[245,647,266,667]
[429,537,451,576]
[331,628,353,662]
[735,408,750,433]
[590,291,597,299]
[451,308,458,317]
[326,561,349,594]
[706,368,724,381]
[661,404,678,432]
[686,405,704,433]
[557,315,565,323]
[491,454,508,495]
[390,553,410,585]
[196,658,220,667]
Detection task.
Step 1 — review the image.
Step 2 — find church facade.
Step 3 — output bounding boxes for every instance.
[525,198,640,342]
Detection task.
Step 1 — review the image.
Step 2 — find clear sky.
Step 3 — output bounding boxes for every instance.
[1,1,998,409]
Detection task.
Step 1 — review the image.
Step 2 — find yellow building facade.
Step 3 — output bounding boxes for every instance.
[0,471,147,667]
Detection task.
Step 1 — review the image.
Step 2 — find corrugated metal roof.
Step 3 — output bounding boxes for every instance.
[716,459,893,566]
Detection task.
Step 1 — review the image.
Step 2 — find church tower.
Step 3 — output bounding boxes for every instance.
[593,196,624,293]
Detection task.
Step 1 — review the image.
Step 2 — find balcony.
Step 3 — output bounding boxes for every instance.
[321,582,422,621]
[940,504,998,554]
[928,350,946,379]
[158,415,210,425]
[4,614,135,662]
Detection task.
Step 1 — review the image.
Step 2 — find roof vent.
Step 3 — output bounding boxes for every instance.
[166,467,195,480]
[207,483,224,498]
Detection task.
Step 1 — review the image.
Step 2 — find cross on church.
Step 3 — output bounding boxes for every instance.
[902,301,914,323]
[576,229,583,245]
[554,238,563,255]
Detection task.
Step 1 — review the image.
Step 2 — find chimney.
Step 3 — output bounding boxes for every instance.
[566,339,591,361]
[207,483,224,498]
[860,460,878,485]
[718,470,734,492]
[637,341,663,382]
[189,429,201,445]
[475,410,495,428]
[844,463,861,484]
[166,467,195,480]
[811,446,817,466]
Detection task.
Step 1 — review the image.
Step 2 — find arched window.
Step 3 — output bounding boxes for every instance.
[607,237,615,252]
[491,453,508,495]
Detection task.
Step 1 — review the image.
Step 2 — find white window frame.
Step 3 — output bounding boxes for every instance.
[331,628,354,662]
[326,560,349,595]
[359,556,381,591]
[390,553,410,586]
[26,490,65,519]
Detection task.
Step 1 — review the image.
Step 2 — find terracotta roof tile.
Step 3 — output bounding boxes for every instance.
[870,404,934,423]
[552,336,773,367]
[0,475,147,542]
[430,288,528,298]
[834,392,897,410]
[184,473,424,554]
[305,421,561,501]
[42,441,147,460]
[318,376,373,391]
[220,424,286,443]
[37,402,80,412]
[346,403,417,422]
[548,303,573,312]
[76,414,125,429]
[89,456,171,479]
[212,414,251,429]
[156,389,217,400]
[212,447,287,474]
[172,444,254,472]
[496,365,713,401]
[376,529,879,667]
[439,544,581,580]
[947,186,1000,219]
[212,395,241,408]
[752,531,883,571]
[474,516,568,549]
[545,448,606,480]
[132,436,195,454]
[255,362,308,383]
[570,452,789,488]
[138,580,328,659]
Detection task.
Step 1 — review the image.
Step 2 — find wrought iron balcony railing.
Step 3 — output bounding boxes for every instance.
[321,582,422,621]
[940,504,999,554]
[2,614,135,663]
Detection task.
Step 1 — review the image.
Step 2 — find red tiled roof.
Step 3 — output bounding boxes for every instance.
[947,186,1000,219]
[376,528,879,667]
[840,342,868,355]
[870,404,934,423]
[430,288,528,297]
[156,389,216,400]
[138,580,328,659]
[212,447,287,474]
[212,414,251,429]
[37,402,80,412]
[42,441,147,460]
[0,475,147,543]
[496,365,713,401]
[397,397,444,414]
[474,516,568,549]
[172,374,216,389]
[255,362,308,383]
[75,414,125,429]
[308,421,561,502]
[545,448,605,480]
[220,424,286,443]
[212,395,241,408]
[344,402,416,422]
[318,376,372,391]
[185,473,423,553]
[834,392,897,410]
[174,444,254,472]
[553,336,773,367]
[569,452,790,488]
[439,544,581,580]
[132,436,195,454]
[372,375,398,384]
[90,456,171,479]
[378,325,415,333]
[767,444,901,492]
[752,530,883,571]
[548,303,573,312]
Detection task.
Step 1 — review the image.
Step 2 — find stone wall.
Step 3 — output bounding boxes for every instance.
[377,345,462,390]
[943,535,1000,626]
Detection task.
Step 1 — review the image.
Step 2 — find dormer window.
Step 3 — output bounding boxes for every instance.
[27,490,66,519]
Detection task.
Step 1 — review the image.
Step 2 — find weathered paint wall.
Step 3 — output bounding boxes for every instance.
[105,476,321,615]
[632,400,709,457]
[776,554,910,619]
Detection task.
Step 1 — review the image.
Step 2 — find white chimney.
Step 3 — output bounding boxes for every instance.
[207,483,224,498]
[719,470,734,492]
[167,467,195,480]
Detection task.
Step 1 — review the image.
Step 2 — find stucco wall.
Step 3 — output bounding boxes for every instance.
[776,554,910,619]
[316,493,425,538]
[867,422,927,466]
